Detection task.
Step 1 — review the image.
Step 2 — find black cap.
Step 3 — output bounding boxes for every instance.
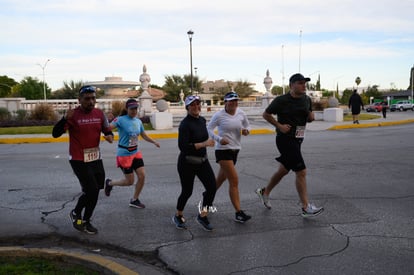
[289,73,311,84]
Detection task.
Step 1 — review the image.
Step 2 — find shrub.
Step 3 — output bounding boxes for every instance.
[15,109,28,121]
[312,99,328,111]
[29,104,58,121]
[111,101,125,117]
[0,107,10,121]
[139,115,150,124]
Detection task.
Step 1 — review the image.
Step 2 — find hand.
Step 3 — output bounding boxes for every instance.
[279,124,292,134]
[65,109,74,120]
[220,137,229,145]
[204,138,215,147]
[104,135,113,143]
[153,141,160,148]
[241,129,250,136]
[307,112,315,122]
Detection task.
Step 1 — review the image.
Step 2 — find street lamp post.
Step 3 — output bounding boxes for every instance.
[37,59,50,101]
[187,30,194,95]
[411,66,413,104]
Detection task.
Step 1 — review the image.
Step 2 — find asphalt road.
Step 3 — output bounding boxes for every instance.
[1,123,413,274]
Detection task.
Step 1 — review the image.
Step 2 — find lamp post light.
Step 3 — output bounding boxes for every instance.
[187,30,194,95]
[37,59,50,101]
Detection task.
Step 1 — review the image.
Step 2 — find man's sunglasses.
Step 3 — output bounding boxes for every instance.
[79,86,97,95]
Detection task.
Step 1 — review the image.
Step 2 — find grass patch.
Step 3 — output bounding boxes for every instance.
[0,256,99,275]
[0,124,153,135]
[343,113,381,121]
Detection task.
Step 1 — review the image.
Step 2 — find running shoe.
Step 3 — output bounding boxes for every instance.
[196,214,213,231]
[129,198,146,208]
[235,210,251,223]
[104,178,113,197]
[301,203,324,218]
[83,221,98,234]
[69,209,84,232]
[255,187,271,209]
[172,215,187,229]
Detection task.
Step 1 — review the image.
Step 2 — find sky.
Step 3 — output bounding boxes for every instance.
[1,0,414,93]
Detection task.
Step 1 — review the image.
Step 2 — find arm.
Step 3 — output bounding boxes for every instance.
[140,131,160,148]
[102,112,114,143]
[52,117,67,138]
[241,112,250,136]
[207,113,222,144]
[262,111,291,134]
[52,109,74,138]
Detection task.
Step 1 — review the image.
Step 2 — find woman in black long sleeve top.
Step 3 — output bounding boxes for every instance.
[173,95,217,231]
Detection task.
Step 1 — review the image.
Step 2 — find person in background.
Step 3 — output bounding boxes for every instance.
[381,99,388,119]
[52,85,114,234]
[348,89,364,124]
[104,98,160,209]
[256,73,324,218]
[207,91,252,223]
[173,95,217,231]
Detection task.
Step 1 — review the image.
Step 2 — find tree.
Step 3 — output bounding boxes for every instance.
[355,76,361,92]
[162,74,203,102]
[162,75,188,102]
[233,80,256,98]
[211,80,256,102]
[365,85,383,101]
[51,80,84,99]
[12,76,51,100]
[183,74,202,94]
[0,75,18,98]
[340,89,353,105]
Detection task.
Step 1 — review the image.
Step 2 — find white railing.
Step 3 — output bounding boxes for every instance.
[18,99,265,115]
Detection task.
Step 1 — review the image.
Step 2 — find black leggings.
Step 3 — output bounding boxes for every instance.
[70,160,105,221]
[176,155,216,212]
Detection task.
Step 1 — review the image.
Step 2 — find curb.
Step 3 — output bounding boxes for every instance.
[0,128,275,144]
[0,246,138,275]
[327,119,414,130]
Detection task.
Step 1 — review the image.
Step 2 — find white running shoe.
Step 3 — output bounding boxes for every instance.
[255,187,271,209]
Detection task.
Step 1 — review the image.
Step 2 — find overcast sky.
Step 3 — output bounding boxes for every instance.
[1,0,413,93]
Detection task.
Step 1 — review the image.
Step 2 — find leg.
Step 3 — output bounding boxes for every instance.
[294,169,308,208]
[215,167,227,190]
[218,160,241,212]
[263,163,289,196]
[176,158,196,215]
[133,166,145,200]
[197,161,217,217]
[110,173,134,187]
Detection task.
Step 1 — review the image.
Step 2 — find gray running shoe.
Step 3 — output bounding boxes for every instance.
[301,203,324,218]
[255,187,271,209]
[129,199,146,208]
[235,210,251,223]
[104,178,113,197]
[196,214,213,231]
[172,215,187,229]
[83,221,98,234]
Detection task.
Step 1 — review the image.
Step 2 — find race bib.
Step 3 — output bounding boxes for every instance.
[295,126,306,138]
[128,134,138,147]
[83,147,100,162]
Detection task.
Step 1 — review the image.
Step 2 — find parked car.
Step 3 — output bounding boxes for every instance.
[389,100,414,112]
[365,102,383,112]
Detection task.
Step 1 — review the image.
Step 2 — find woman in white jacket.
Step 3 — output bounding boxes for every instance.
[207,91,252,223]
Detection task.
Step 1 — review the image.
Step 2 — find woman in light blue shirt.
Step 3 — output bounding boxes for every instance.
[104,98,160,208]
